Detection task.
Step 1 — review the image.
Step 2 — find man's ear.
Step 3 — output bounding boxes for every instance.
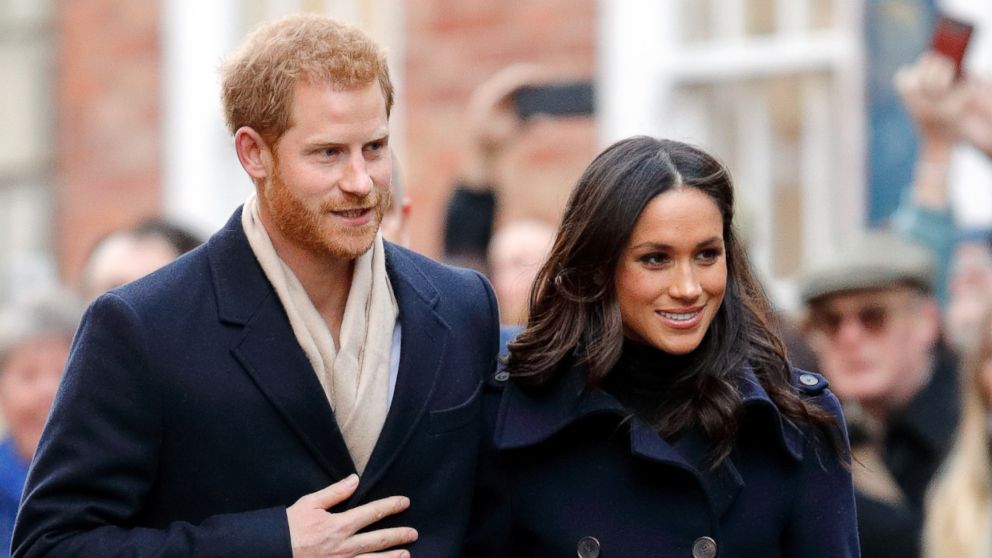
[234,127,273,180]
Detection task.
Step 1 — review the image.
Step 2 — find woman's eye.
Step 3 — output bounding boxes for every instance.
[697,249,723,263]
[640,253,668,266]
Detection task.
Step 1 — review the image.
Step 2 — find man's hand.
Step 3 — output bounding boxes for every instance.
[894,52,969,147]
[287,474,418,558]
[961,77,992,157]
[460,64,544,187]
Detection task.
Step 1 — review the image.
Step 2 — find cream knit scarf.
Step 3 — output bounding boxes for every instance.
[241,193,397,473]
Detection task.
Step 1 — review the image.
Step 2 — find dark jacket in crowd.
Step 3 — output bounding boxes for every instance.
[884,346,958,508]
[12,208,500,558]
[443,185,495,267]
[852,346,959,558]
[469,362,861,557]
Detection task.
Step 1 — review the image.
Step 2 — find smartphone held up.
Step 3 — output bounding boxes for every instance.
[930,13,974,79]
[511,81,595,120]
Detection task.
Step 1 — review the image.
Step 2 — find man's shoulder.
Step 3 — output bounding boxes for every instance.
[110,210,248,313]
[385,242,489,293]
[112,243,212,305]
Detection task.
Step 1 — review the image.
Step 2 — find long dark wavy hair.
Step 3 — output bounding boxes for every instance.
[506,136,841,465]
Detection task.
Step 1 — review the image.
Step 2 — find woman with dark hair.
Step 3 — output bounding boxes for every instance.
[472,136,859,557]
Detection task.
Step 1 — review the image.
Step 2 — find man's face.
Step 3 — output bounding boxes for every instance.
[805,287,937,413]
[0,336,70,461]
[946,242,992,353]
[259,80,392,260]
[489,220,555,325]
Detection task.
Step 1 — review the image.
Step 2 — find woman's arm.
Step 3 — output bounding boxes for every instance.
[782,389,861,557]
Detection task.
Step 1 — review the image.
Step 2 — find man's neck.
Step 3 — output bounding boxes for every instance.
[260,216,354,344]
[864,354,935,424]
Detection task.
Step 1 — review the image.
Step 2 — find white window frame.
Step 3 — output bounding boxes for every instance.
[599,0,866,309]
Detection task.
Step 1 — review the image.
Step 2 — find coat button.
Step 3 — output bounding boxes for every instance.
[692,536,717,558]
[576,535,600,558]
[494,370,510,382]
[798,373,819,386]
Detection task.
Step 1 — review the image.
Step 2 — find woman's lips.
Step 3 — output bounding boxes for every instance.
[655,307,703,329]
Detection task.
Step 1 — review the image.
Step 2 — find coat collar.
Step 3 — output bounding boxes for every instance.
[494,359,805,518]
[495,360,804,461]
[353,243,450,500]
[207,207,275,326]
[208,208,450,490]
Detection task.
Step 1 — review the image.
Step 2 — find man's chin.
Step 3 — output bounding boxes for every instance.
[317,229,379,260]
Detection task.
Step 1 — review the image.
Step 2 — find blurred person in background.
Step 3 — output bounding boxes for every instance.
[442,66,569,345]
[800,231,956,558]
[944,230,992,355]
[893,51,992,354]
[79,218,202,299]
[0,290,84,558]
[443,64,544,274]
[924,298,992,558]
[442,64,583,278]
[487,218,555,329]
[379,151,412,247]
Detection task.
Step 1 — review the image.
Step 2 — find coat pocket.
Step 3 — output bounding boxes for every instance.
[429,380,483,435]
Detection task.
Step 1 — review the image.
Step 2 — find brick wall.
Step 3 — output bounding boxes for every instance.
[402,0,598,258]
[55,0,161,285]
[53,0,597,277]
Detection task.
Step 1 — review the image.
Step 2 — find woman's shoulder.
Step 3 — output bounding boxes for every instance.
[788,368,844,418]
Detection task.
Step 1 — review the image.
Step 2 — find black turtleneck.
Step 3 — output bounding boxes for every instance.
[602,339,697,429]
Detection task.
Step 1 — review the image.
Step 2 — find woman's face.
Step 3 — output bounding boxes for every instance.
[615,187,727,355]
[0,335,70,460]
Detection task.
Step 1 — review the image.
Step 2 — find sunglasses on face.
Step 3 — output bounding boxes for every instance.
[808,305,891,338]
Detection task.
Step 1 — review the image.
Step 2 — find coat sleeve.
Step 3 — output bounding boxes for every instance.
[782,388,862,557]
[11,293,292,558]
[461,270,518,557]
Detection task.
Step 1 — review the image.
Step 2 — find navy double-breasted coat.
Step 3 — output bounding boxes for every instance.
[12,208,500,557]
[470,363,861,557]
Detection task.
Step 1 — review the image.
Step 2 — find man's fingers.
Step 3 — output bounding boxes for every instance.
[920,54,955,97]
[300,474,360,509]
[893,66,915,97]
[355,550,411,558]
[337,495,411,532]
[345,527,418,556]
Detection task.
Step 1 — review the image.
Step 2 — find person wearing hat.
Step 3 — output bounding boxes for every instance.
[800,230,959,558]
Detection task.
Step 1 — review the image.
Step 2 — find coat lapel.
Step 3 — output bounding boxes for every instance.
[209,207,357,480]
[496,359,747,518]
[353,244,449,496]
[656,427,744,519]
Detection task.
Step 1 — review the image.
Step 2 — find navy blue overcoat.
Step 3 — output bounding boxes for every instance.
[469,363,861,557]
[12,208,500,557]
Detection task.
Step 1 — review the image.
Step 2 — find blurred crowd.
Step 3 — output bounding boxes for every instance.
[1,22,992,558]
